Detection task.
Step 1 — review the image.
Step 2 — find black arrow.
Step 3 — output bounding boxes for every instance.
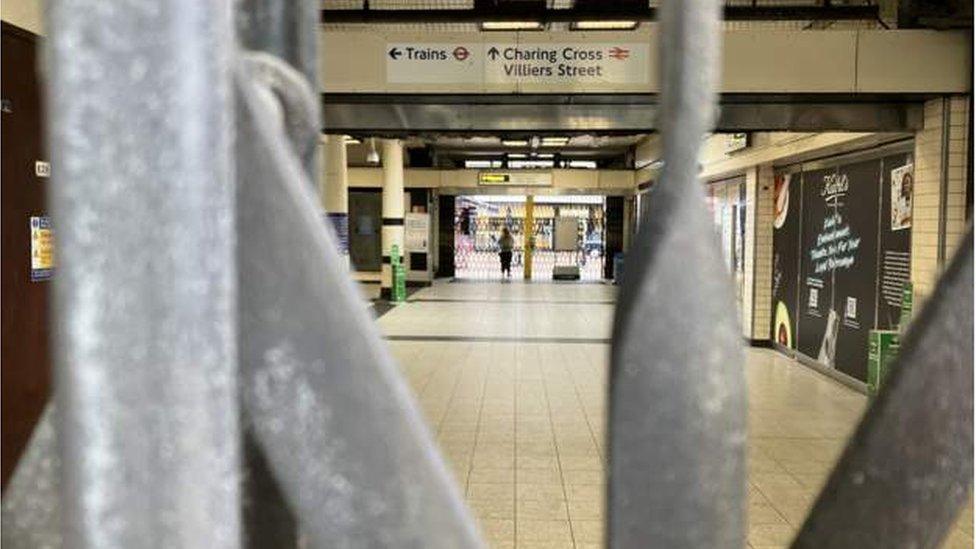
[487,46,500,61]
[388,47,402,60]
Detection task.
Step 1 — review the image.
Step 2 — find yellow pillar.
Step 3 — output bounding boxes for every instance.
[523,196,534,280]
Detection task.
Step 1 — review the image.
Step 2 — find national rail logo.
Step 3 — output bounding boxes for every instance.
[608,46,630,60]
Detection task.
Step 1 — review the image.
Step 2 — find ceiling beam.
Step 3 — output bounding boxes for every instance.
[321,5,880,24]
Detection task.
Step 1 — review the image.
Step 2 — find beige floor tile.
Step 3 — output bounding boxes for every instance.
[518,467,564,485]
[516,519,574,544]
[562,469,604,486]
[468,495,515,520]
[478,518,514,542]
[517,483,566,501]
[518,497,571,520]
[571,519,604,544]
[468,482,514,501]
[748,524,795,547]
[378,282,906,548]
[469,467,515,484]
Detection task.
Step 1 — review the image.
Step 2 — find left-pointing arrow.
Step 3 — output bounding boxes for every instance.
[388,47,402,60]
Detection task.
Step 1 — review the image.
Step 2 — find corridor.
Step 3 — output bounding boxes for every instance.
[377,281,974,549]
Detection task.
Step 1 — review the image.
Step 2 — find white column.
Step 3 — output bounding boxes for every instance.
[320,135,349,263]
[381,139,405,299]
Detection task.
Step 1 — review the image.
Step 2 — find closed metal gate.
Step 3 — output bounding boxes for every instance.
[2,1,972,548]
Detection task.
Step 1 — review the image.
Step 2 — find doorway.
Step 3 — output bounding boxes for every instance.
[453,195,606,281]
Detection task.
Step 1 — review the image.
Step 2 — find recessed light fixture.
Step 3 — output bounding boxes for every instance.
[541,136,570,146]
[501,139,529,147]
[571,20,639,31]
[481,21,544,31]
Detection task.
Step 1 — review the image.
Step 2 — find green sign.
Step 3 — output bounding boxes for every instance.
[867,330,900,396]
[391,244,406,302]
[898,281,914,333]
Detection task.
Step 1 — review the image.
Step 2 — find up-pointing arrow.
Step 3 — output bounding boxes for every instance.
[487,46,500,61]
[388,47,402,60]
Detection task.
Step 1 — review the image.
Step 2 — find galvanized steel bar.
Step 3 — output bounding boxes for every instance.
[1,405,62,549]
[46,0,241,546]
[234,58,484,548]
[237,0,320,181]
[792,228,974,549]
[608,0,747,547]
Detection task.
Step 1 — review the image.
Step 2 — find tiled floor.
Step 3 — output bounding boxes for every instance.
[376,280,973,549]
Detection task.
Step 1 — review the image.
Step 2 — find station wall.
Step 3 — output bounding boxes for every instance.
[320,29,970,94]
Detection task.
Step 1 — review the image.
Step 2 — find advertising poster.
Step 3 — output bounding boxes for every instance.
[795,160,881,381]
[770,172,800,349]
[829,159,881,381]
[890,162,913,231]
[30,216,54,281]
[877,154,913,329]
[796,167,835,362]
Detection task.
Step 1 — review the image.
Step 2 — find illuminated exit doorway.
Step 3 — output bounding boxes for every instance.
[454,195,606,281]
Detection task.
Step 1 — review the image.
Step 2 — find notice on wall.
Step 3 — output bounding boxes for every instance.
[405,212,429,253]
[877,153,914,329]
[30,216,54,281]
[386,42,650,85]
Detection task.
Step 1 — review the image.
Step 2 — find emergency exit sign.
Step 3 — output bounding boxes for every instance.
[386,42,650,85]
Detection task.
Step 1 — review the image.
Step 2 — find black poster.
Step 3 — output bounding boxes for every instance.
[831,159,881,381]
[876,153,913,329]
[770,171,801,349]
[796,160,882,381]
[796,167,835,361]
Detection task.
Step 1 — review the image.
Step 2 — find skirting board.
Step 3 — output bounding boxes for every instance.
[771,343,868,395]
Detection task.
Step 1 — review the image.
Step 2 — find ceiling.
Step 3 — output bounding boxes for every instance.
[344,133,647,168]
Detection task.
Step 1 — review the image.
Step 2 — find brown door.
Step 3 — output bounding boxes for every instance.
[2,22,51,489]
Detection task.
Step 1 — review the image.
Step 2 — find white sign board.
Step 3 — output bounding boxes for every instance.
[725,133,749,153]
[478,171,552,187]
[404,212,429,253]
[386,43,482,84]
[554,217,580,252]
[387,42,649,86]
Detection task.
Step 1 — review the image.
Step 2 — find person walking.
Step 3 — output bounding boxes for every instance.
[498,227,515,278]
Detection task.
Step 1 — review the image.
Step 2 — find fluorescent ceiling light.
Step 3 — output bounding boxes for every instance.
[537,153,554,158]
[571,20,638,30]
[501,139,529,147]
[344,136,361,144]
[567,160,597,169]
[508,153,527,158]
[541,136,570,146]
[481,21,543,31]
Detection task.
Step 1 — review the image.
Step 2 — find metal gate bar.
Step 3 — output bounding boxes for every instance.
[1,0,973,547]
[234,56,483,547]
[793,229,974,548]
[609,0,747,547]
[45,0,241,546]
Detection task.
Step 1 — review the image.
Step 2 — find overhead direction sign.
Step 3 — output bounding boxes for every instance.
[386,42,649,85]
[478,171,552,187]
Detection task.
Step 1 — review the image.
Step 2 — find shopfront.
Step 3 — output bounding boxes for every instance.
[770,142,915,383]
